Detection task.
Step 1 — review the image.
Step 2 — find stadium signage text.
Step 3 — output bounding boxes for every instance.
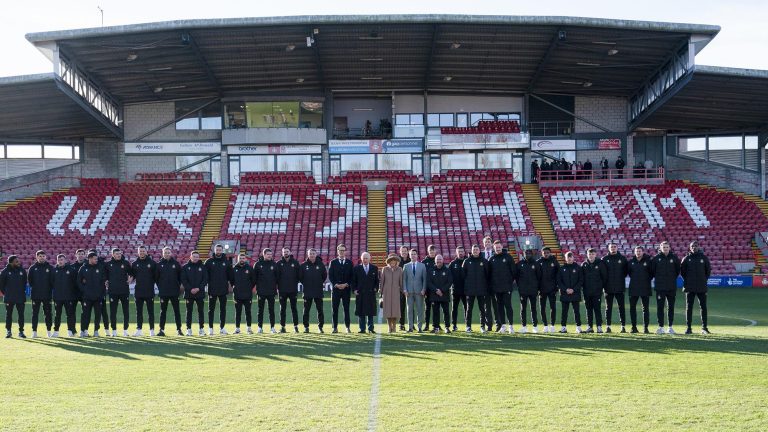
[124,142,222,154]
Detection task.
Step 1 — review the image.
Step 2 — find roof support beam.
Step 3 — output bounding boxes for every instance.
[529,93,614,133]
[310,28,325,91]
[128,97,219,141]
[182,32,221,95]
[423,24,439,89]
[526,30,562,93]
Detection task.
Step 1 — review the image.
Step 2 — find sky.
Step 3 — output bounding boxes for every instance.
[1,0,766,78]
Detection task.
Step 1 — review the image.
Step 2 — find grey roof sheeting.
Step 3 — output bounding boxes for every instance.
[23,15,720,103]
[0,74,119,139]
[636,66,768,131]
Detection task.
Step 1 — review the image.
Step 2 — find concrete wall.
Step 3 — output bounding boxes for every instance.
[124,155,177,181]
[333,98,392,130]
[0,163,84,201]
[0,159,77,180]
[574,96,627,133]
[665,154,760,195]
[124,102,221,142]
[394,94,523,114]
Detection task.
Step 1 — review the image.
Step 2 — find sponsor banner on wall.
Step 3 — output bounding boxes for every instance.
[328,139,423,154]
[125,142,221,154]
[752,275,768,287]
[531,139,576,151]
[228,145,322,155]
[576,138,624,150]
[676,276,753,288]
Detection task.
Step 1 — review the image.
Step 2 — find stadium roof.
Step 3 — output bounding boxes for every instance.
[635,66,768,132]
[0,74,121,140]
[25,15,720,103]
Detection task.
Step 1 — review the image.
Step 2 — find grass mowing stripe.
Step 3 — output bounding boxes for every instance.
[367,308,383,432]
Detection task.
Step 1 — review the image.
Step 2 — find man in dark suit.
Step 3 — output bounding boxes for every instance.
[351,252,379,334]
[681,241,712,334]
[328,243,354,333]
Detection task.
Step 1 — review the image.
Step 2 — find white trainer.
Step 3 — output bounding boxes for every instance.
[576,326,583,334]
[549,325,555,333]
[133,329,143,337]
[532,326,539,334]
[220,328,228,335]
[111,330,117,337]
[559,326,567,333]
[149,329,155,337]
[122,330,128,337]
[498,324,507,333]
[51,331,58,338]
[93,330,100,337]
[67,331,74,337]
[234,328,241,334]
[520,326,527,334]
[208,328,214,336]
[597,326,604,334]
[667,327,676,335]
[186,329,192,336]
[198,328,205,336]
[257,327,264,334]
[270,327,277,334]
[465,327,472,333]
[46,331,52,337]
[479,327,487,334]
[247,327,253,334]
[32,331,38,338]
[508,326,515,334]
[655,327,665,335]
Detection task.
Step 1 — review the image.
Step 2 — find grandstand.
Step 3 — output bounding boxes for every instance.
[0,15,766,285]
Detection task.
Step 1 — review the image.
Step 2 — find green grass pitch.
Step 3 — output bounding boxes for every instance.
[1,288,766,431]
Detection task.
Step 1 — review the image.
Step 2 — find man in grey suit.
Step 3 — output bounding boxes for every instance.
[402,249,427,333]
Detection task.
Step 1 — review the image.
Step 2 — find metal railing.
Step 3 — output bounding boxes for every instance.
[537,168,665,186]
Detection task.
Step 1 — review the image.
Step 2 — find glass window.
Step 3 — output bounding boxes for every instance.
[677,137,706,159]
[6,144,42,158]
[224,103,247,129]
[277,155,311,172]
[470,112,520,125]
[229,159,240,185]
[175,101,200,130]
[201,104,222,130]
[341,154,375,171]
[378,154,411,170]
[299,102,324,128]
[74,145,80,160]
[477,152,511,169]
[428,113,454,127]
[456,113,468,128]
[745,135,759,171]
[395,114,423,125]
[176,155,210,171]
[211,157,221,185]
[440,153,475,170]
[240,155,274,172]
[246,102,300,128]
[44,145,73,159]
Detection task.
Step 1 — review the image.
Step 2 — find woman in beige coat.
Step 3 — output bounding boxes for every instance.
[380,254,404,333]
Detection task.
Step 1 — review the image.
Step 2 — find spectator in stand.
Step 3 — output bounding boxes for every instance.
[601,157,609,179]
[615,155,626,178]
[531,160,540,184]
[583,159,593,180]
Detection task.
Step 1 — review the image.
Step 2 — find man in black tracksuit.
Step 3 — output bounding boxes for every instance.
[557,251,583,333]
[627,246,653,333]
[52,254,78,337]
[603,243,628,333]
[231,253,255,334]
[1,255,28,338]
[300,249,328,333]
[581,248,606,333]
[397,246,410,331]
[181,251,208,335]
[105,248,133,336]
[449,246,467,332]
[131,246,157,336]
[482,237,499,331]
[28,250,54,338]
[328,243,354,333]
[537,247,559,333]
[427,255,452,333]
[488,241,517,333]
[72,249,86,310]
[156,247,183,336]
[650,241,681,334]
[276,247,301,333]
[462,245,490,333]
[205,244,232,335]
[517,249,542,333]
[254,248,279,333]
[88,249,110,331]
[422,245,437,331]
[78,252,106,336]
[681,241,711,334]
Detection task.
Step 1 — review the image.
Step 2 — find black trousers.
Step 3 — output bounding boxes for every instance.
[399,292,407,326]
[109,294,130,331]
[303,297,324,329]
[185,298,205,329]
[258,295,276,328]
[424,295,432,329]
[656,291,676,327]
[135,297,155,330]
[451,293,467,327]
[560,301,582,327]
[159,296,182,331]
[584,295,603,328]
[279,293,299,327]
[465,295,488,328]
[685,292,708,329]
[485,295,498,327]
[629,295,650,328]
[208,294,227,329]
[605,292,626,326]
[235,299,253,328]
[431,301,450,329]
[31,299,53,332]
[4,303,25,332]
[331,288,351,330]
[520,294,538,327]
[54,301,77,333]
[81,299,103,332]
[100,297,110,330]
[539,292,557,326]
[495,292,514,326]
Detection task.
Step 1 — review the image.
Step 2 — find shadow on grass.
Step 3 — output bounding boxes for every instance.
[19,330,768,361]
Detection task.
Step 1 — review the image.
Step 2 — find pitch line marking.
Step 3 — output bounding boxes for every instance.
[709,314,757,327]
[367,308,383,432]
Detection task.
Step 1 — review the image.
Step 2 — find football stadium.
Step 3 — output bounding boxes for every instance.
[0,13,767,431]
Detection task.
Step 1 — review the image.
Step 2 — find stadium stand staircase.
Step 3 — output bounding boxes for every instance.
[520,183,563,263]
[367,189,388,267]
[0,189,66,213]
[196,187,231,255]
